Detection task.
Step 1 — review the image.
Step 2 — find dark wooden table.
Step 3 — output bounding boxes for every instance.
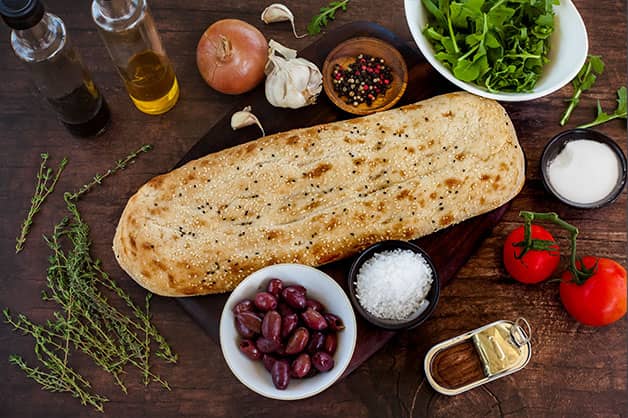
[1,1,625,417]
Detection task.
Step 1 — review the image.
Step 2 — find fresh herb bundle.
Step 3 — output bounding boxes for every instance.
[5,145,176,412]
[15,154,67,253]
[560,55,605,126]
[578,86,627,129]
[422,0,557,92]
[307,0,350,35]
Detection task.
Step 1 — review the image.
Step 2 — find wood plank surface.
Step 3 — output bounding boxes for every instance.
[0,0,625,417]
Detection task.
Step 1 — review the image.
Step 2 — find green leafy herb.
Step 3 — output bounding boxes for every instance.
[15,154,67,253]
[560,55,605,126]
[578,86,627,129]
[5,145,176,412]
[307,0,350,36]
[422,0,558,93]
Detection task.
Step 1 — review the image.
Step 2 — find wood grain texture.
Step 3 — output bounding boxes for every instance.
[0,1,625,418]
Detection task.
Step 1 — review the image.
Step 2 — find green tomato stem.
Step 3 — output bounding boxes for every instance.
[518,211,593,283]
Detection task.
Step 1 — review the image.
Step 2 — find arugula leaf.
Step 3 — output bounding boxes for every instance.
[307,0,350,36]
[421,0,558,93]
[578,86,627,129]
[560,55,605,126]
[422,0,446,26]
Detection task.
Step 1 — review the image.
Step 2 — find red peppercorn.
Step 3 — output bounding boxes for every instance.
[331,53,393,107]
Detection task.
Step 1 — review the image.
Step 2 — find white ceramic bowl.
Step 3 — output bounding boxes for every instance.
[219,264,357,400]
[404,0,588,101]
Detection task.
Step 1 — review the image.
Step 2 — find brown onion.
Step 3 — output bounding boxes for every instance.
[196,19,268,94]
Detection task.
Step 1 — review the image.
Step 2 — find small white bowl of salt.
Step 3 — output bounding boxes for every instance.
[541,129,627,209]
[347,240,440,330]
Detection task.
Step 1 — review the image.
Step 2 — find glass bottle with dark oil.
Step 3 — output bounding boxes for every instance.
[0,0,110,137]
[92,0,179,115]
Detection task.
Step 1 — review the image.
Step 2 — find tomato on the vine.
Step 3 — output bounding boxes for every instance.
[503,224,560,284]
[559,257,627,326]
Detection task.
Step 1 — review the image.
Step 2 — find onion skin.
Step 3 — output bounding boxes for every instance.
[196,19,268,95]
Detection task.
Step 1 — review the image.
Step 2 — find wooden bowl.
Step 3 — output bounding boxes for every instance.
[322,37,408,115]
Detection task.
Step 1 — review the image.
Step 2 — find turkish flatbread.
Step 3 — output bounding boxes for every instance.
[113,92,525,296]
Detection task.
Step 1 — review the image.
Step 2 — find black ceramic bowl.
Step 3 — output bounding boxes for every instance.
[540,129,627,209]
[347,240,440,330]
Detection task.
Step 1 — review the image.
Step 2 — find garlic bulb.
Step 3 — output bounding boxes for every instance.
[261,3,306,39]
[231,106,265,136]
[264,40,322,109]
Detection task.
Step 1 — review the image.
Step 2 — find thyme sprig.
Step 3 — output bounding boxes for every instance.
[15,153,68,253]
[5,145,176,412]
[5,312,109,412]
[67,144,152,201]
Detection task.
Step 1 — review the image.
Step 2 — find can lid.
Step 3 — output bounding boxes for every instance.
[0,0,45,30]
[423,318,532,396]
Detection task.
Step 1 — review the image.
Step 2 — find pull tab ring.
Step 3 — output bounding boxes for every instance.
[511,317,531,347]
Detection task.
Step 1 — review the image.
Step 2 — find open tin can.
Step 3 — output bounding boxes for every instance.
[424,318,531,395]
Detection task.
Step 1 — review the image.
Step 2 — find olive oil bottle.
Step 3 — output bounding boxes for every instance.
[92,0,179,115]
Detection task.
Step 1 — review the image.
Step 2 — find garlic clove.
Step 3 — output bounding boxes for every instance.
[261,3,306,39]
[268,39,298,60]
[230,106,265,137]
[264,40,297,75]
[264,40,322,109]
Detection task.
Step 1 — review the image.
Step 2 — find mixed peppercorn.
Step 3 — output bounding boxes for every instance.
[332,54,393,107]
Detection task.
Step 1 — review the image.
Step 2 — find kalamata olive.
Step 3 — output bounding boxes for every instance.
[307,331,326,354]
[305,298,325,312]
[236,312,262,334]
[262,354,277,372]
[285,327,310,355]
[281,313,298,339]
[291,353,311,378]
[256,336,281,353]
[238,339,262,360]
[323,333,337,355]
[235,318,257,338]
[271,360,290,390]
[281,286,306,310]
[267,278,284,297]
[291,284,307,295]
[277,302,294,317]
[301,308,328,331]
[232,299,254,314]
[306,366,319,378]
[254,292,278,311]
[262,310,282,341]
[312,351,335,372]
[275,342,287,356]
[323,313,345,331]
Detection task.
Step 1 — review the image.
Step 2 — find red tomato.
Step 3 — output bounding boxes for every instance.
[503,225,560,284]
[560,257,627,326]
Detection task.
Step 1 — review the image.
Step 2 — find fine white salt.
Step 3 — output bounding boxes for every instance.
[547,139,620,204]
[355,248,433,320]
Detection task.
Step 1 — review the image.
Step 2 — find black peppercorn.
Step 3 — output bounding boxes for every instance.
[332,53,393,107]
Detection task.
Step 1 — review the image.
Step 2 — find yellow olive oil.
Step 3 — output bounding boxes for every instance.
[123,50,179,115]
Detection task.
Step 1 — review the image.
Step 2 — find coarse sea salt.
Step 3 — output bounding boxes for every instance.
[355,248,433,321]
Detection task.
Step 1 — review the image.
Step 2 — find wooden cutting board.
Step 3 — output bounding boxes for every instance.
[174,21,510,377]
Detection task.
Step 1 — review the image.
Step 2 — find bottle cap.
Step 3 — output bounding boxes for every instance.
[0,0,44,30]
